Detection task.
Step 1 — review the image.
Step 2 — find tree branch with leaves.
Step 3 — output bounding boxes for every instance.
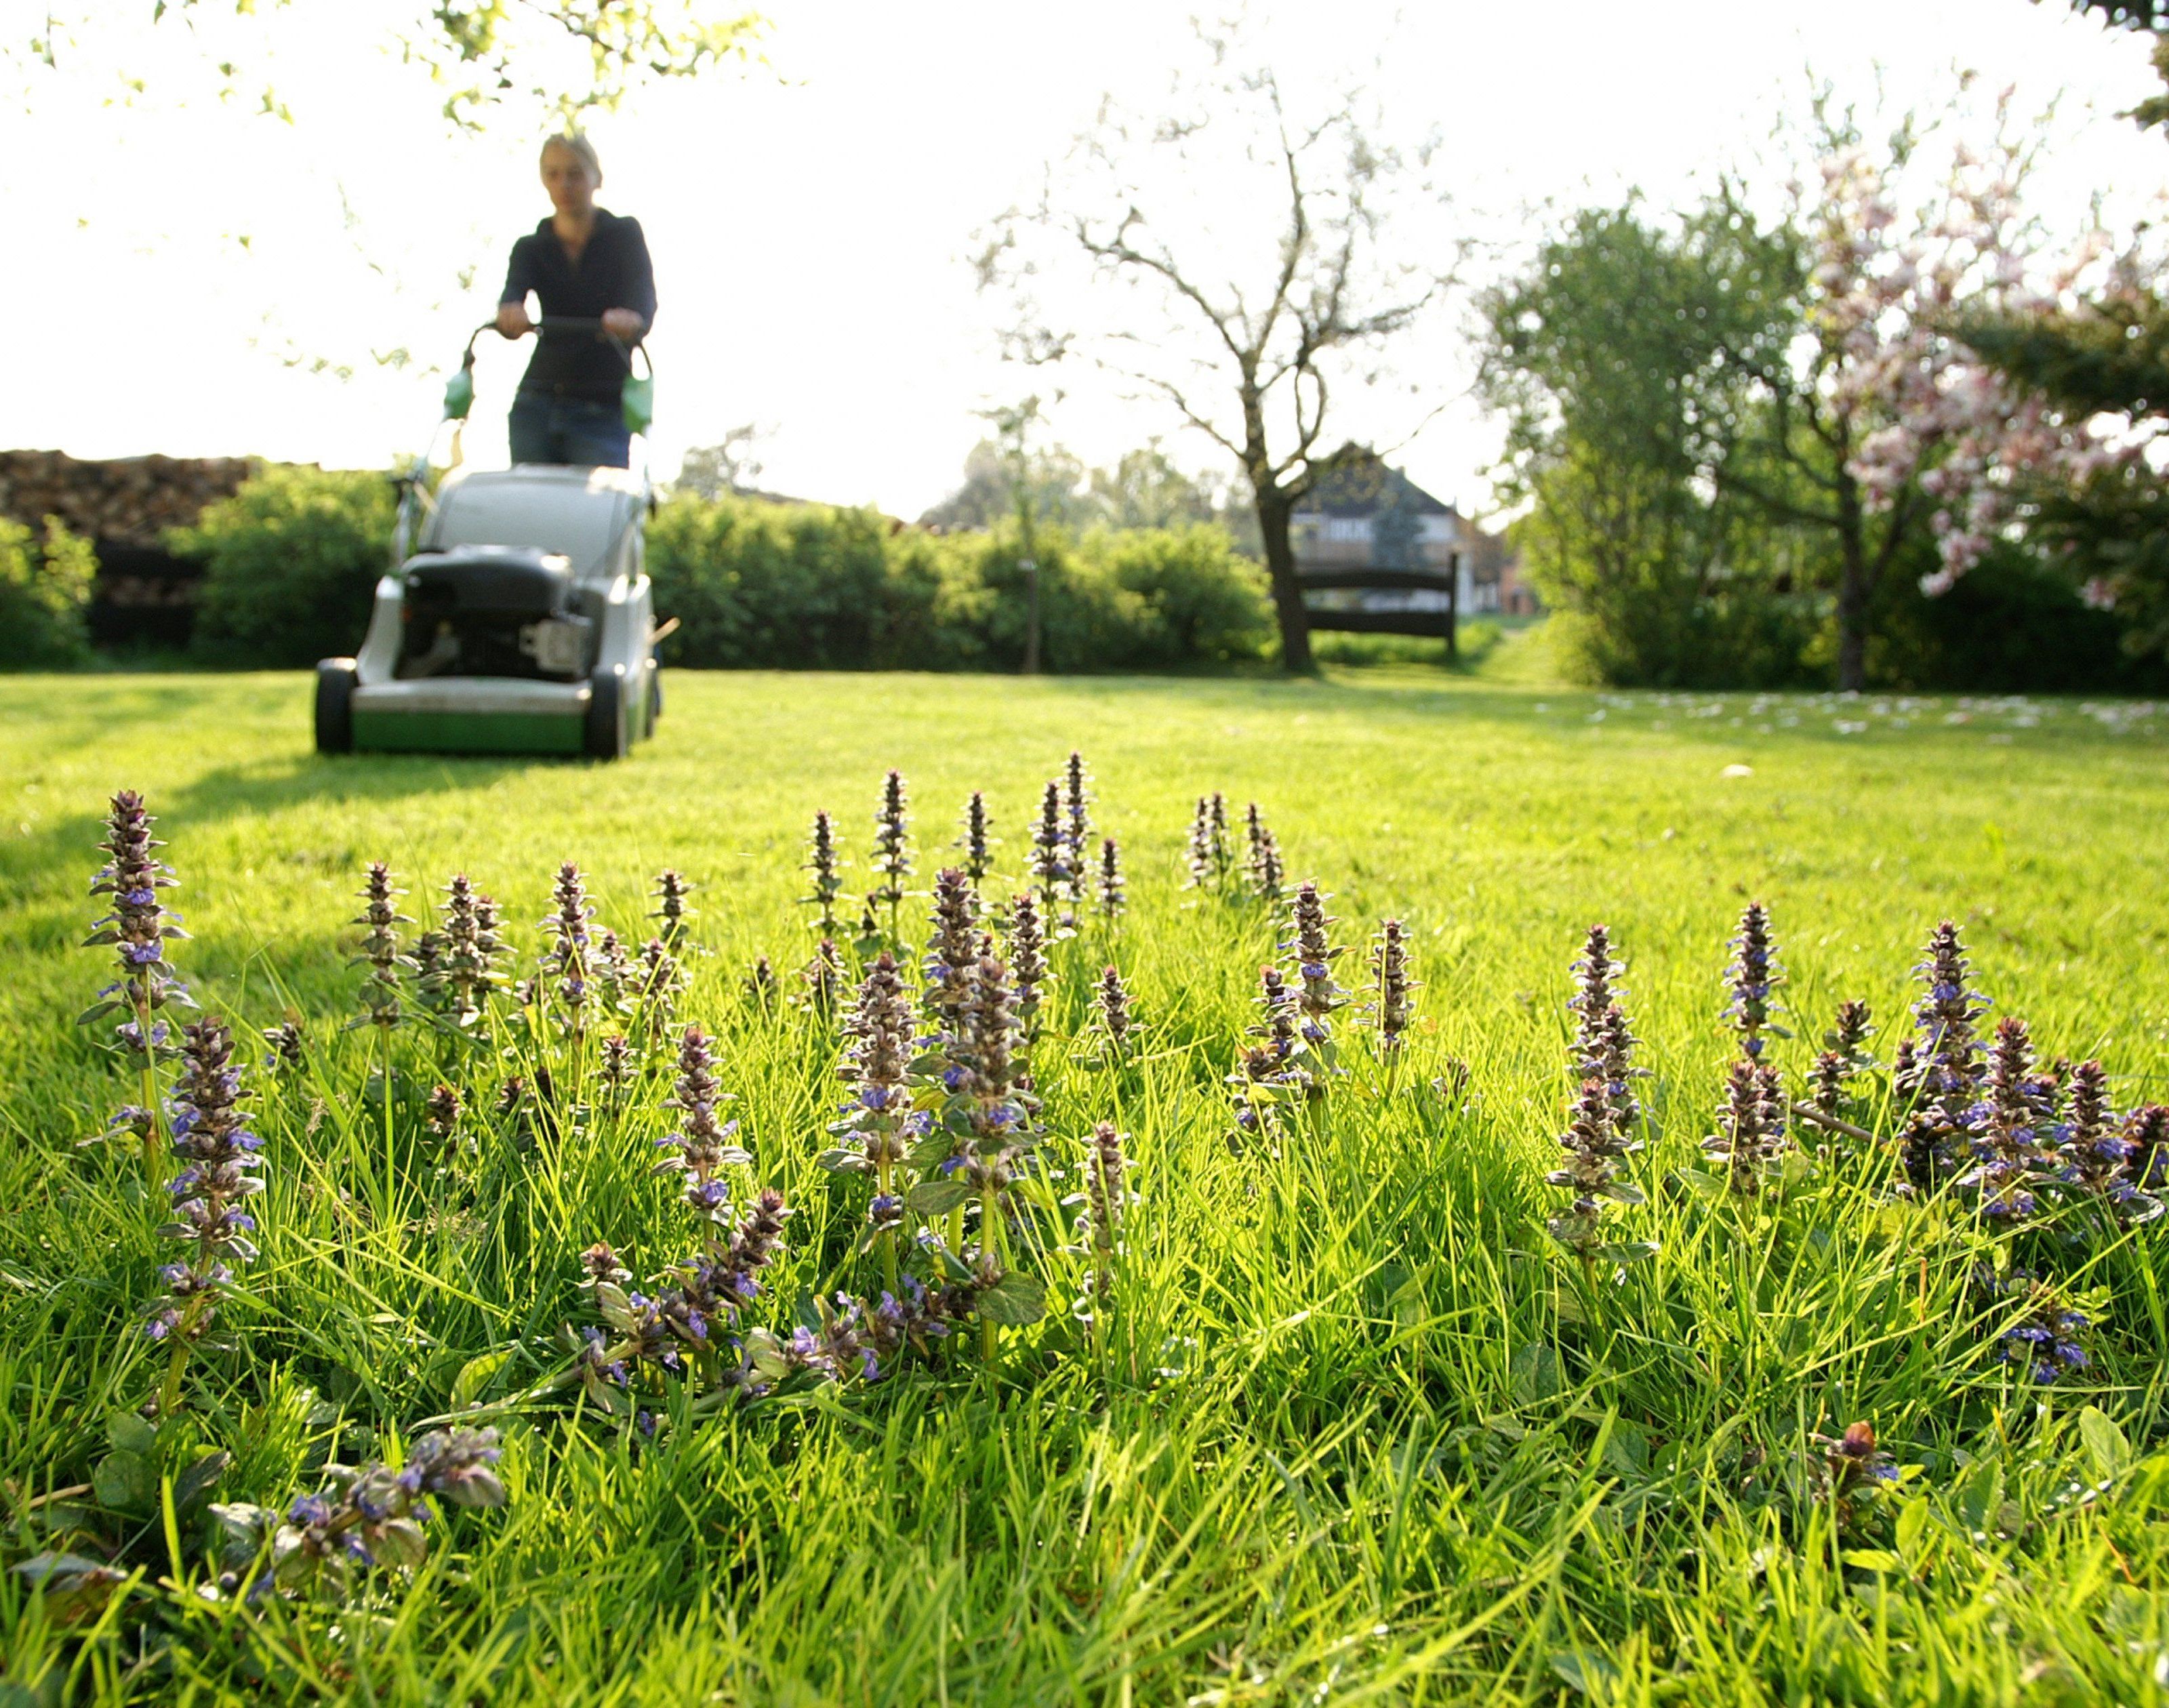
[22,1,763,128]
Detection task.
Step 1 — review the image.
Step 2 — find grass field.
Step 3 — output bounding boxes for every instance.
[3,667,2168,1705]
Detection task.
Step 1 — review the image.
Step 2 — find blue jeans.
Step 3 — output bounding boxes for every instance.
[508,392,630,468]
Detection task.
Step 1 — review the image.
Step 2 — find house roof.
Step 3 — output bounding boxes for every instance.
[1295,445,1456,519]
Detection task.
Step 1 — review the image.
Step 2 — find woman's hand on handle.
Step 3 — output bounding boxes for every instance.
[601,308,645,342]
[496,301,535,338]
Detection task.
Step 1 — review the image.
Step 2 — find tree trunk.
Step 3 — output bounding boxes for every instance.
[1834,471,1869,693]
[1835,554,1867,691]
[1445,548,1459,661]
[1254,485,1314,673]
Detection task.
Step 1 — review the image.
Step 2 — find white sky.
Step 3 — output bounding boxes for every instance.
[2,0,2161,519]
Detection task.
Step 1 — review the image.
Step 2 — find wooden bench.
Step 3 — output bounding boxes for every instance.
[1298,565,1459,653]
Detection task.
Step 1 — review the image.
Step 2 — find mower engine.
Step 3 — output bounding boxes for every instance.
[397,547,592,683]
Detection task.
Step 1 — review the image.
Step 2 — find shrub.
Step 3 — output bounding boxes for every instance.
[1541,586,1826,690]
[1091,524,1276,666]
[174,466,395,668]
[0,516,97,669]
[1526,506,2166,693]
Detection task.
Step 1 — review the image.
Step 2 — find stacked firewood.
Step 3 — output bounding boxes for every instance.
[0,449,255,548]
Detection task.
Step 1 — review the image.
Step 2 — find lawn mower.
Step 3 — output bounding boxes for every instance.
[313,318,662,760]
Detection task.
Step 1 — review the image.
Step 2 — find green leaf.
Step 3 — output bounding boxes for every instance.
[208,1502,275,1569]
[106,1412,158,1457]
[2079,1406,2132,1482]
[1893,1494,1929,1558]
[577,1365,626,1416]
[1602,1421,1649,1478]
[1549,1650,1619,1694]
[976,1271,1047,1326]
[11,1551,127,1623]
[1509,1341,1561,1405]
[92,1449,158,1513]
[371,1517,429,1569]
[1955,1460,2003,1534]
[450,1349,511,1410]
[742,1328,790,1383]
[931,1242,975,1284]
[13,1551,110,1585]
[173,1450,231,1516]
[907,1179,971,1215]
[1841,1549,1902,1572]
[594,1282,634,1331]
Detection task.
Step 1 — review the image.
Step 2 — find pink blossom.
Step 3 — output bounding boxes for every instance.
[1802,119,2124,588]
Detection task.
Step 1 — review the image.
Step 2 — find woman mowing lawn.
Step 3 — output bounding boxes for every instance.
[495,131,657,468]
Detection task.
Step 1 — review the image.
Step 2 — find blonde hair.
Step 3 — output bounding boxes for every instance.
[540,131,602,184]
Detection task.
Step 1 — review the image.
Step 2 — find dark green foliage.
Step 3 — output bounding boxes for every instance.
[1009,525,1276,671]
[2006,473,2169,670]
[1097,525,1276,664]
[1866,541,2169,691]
[0,516,96,670]
[1543,582,1825,691]
[1964,287,2169,669]
[1966,300,2169,420]
[172,466,396,668]
[1966,3,2169,661]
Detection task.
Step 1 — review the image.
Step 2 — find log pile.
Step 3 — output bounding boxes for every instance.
[0,449,255,550]
[0,449,260,646]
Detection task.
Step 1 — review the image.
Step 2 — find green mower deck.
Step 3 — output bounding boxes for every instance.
[349,709,588,755]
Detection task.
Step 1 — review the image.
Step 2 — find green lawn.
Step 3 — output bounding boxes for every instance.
[3,668,2168,1704]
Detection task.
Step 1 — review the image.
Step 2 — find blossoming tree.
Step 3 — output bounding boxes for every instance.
[1486,93,2132,692]
[1718,97,2126,687]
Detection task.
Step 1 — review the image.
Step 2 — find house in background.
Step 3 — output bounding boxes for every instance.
[1461,523,1543,617]
[1290,448,1544,642]
[1290,448,1487,619]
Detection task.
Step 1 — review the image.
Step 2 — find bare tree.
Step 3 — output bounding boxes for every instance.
[674,424,769,500]
[981,37,1457,670]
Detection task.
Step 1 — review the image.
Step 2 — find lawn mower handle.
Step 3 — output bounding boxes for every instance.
[445,317,653,434]
[455,316,647,382]
[465,315,645,352]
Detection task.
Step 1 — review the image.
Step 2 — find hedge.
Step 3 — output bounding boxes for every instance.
[169,470,1276,673]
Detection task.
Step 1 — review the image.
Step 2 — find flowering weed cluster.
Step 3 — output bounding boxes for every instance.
[18,754,2166,1678]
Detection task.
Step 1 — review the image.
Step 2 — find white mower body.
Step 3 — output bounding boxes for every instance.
[320,464,660,758]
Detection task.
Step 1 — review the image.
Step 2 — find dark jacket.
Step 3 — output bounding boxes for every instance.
[499,209,657,403]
